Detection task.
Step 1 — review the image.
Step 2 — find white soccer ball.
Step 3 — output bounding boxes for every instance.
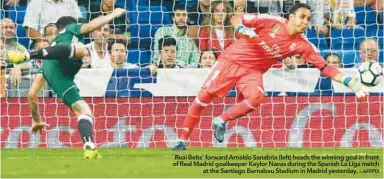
[358,61,383,87]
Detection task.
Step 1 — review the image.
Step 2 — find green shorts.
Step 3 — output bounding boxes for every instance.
[42,60,82,107]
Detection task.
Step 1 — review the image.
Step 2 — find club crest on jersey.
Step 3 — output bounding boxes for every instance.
[269,24,281,38]
[289,43,297,51]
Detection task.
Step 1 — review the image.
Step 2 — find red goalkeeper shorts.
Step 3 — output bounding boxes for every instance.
[202,60,264,99]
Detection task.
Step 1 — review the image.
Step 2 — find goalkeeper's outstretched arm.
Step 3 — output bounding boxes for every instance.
[298,46,369,98]
[230,13,258,38]
[331,72,369,98]
[312,61,368,98]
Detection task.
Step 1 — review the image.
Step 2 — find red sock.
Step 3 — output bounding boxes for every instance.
[179,103,204,140]
[180,90,213,140]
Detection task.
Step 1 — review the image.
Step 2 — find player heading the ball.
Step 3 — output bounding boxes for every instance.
[7,8,126,64]
[172,3,369,150]
[8,8,126,159]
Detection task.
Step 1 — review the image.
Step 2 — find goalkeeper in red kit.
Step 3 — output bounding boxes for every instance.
[172,3,369,150]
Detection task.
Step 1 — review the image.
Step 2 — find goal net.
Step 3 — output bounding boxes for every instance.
[0,0,383,149]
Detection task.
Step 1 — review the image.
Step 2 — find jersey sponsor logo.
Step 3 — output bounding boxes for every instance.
[258,40,282,59]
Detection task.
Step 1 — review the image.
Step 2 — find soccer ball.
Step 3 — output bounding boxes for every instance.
[358,61,383,87]
[7,50,27,64]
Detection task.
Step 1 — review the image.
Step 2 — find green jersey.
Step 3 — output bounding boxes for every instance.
[41,23,85,107]
[53,23,84,45]
[48,23,84,78]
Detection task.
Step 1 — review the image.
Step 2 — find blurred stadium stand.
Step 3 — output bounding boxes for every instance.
[1,2,383,97]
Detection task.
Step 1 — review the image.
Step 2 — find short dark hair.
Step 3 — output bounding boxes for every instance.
[173,5,187,12]
[56,16,77,31]
[289,3,311,15]
[108,39,128,52]
[200,48,218,62]
[158,36,177,51]
[172,5,188,19]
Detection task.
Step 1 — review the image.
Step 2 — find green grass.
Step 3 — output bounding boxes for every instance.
[1,148,383,178]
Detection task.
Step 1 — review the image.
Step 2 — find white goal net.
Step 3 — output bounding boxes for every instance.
[0,0,383,149]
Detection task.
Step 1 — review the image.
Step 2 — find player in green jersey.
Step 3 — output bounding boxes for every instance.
[8,8,126,159]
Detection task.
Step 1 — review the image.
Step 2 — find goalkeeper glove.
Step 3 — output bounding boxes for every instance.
[235,24,258,38]
[342,76,369,98]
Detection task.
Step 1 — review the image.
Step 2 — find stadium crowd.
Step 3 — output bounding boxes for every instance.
[0,0,383,97]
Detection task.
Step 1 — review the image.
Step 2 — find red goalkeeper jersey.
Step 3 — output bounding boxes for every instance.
[220,14,339,78]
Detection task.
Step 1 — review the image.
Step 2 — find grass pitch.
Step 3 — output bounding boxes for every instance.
[1,148,383,178]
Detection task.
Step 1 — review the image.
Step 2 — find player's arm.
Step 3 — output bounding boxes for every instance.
[24,27,44,42]
[7,8,127,63]
[317,61,368,98]
[80,8,126,35]
[231,13,286,38]
[28,74,49,134]
[298,43,368,98]
[231,13,258,38]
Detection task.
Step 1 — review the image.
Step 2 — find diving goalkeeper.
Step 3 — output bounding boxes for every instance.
[173,3,369,150]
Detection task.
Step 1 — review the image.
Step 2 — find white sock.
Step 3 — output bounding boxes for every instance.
[83,141,96,150]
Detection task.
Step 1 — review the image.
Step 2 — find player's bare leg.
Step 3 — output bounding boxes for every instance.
[71,100,101,159]
[173,90,214,150]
